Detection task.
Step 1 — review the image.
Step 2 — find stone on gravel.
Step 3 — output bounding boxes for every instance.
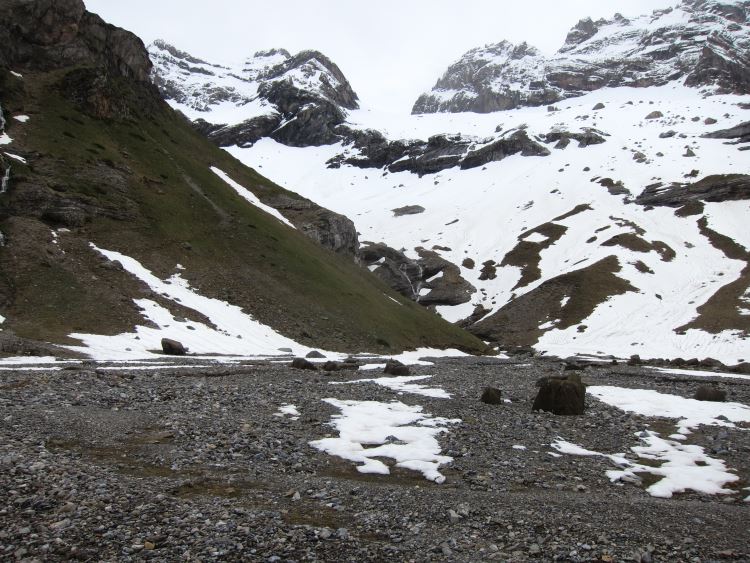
[480,386,504,405]
[693,386,726,402]
[291,358,317,370]
[532,373,585,415]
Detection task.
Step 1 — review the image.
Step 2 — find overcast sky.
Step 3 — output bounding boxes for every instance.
[84,0,678,113]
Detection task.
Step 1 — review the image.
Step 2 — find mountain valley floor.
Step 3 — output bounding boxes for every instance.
[1,356,749,562]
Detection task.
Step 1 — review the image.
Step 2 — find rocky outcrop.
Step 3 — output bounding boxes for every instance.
[0,0,152,82]
[358,243,475,306]
[702,120,750,143]
[635,174,750,207]
[413,0,750,114]
[329,128,555,176]
[149,41,358,148]
[265,195,359,256]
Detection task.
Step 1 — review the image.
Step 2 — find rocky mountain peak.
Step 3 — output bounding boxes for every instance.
[413,0,750,114]
[149,41,359,147]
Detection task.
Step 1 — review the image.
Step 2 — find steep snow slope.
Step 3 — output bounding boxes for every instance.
[229,83,750,363]
[413,0,750,113]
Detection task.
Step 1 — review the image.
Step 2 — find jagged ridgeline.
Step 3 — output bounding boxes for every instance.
[0,0,486,355]
[413,0,750,114]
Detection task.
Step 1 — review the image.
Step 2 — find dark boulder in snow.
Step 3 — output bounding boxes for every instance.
[392,205,425,217]
[306,350,326,359]
[384,359,410,376]
[161,338,187,355]
[532,373,585,415]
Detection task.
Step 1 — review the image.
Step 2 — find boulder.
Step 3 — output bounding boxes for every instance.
[693,386,726,402]
[322,361,346,372]
[532,374,585,415]
[480,387,503,405]
[627,354,642,366]
[384,359,410,376]
[161,338,186,355]
[291,357,317,370]
[392,205,425,217]
[306,350,326,359]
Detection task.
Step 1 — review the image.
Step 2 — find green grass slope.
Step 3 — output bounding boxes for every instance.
[0,67,486,355]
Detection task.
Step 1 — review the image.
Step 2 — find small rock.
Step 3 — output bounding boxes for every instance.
[694,386,726,402]
[306,350,325,359]
[480,386,503,405]
[291,358,317,370]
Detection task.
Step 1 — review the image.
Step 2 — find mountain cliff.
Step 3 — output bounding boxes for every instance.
[413,0,750,114]
[149,41,358,148]
[0,0,486,357]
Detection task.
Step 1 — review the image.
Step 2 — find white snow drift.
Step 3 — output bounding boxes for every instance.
[310,399,459,483]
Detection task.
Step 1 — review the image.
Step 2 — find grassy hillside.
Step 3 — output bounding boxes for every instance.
[0,67,487,354]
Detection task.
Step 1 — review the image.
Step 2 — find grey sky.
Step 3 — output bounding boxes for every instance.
[84,0,678,112]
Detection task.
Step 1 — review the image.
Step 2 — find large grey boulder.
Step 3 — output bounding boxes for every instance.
[532,374,586,415]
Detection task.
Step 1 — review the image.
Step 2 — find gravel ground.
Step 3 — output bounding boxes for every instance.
[1,356,749,562]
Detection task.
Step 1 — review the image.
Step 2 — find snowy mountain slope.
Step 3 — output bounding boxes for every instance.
[0,0,487,358]
[149,41,358,147]
[228,83,750,363]
[413,0,750,114]
[148,0,750,363]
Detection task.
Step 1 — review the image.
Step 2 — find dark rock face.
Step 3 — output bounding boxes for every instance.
[161,338,187,355]
[265,195,359,257]
[460,130,550,169]
[480,386,503,405]
[330,128,558,176]
[541,128,608,149]
[194,115,281,148]
[0,0,152,82]
[636,174,750,207]
[358,243,475,306]
[149,42,358,149]
[702,120,750,143]
[384,359,410,376]
[693,386,727,402]
[413,1,750,114]
[532,374,586,415]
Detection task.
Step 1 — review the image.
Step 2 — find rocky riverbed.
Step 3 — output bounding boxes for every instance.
[1,356,749,562]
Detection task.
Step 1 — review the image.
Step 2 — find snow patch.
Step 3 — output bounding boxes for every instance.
[552,431,740,499]
[66,245,317,360]
[649,367,750,381]
[310,399,459,483]
[332,375,451,398]
[210,167,295,228]
[275,404,300,420]
[12,115,29,123]
[3,152,26,164]
[588,385,750,435]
